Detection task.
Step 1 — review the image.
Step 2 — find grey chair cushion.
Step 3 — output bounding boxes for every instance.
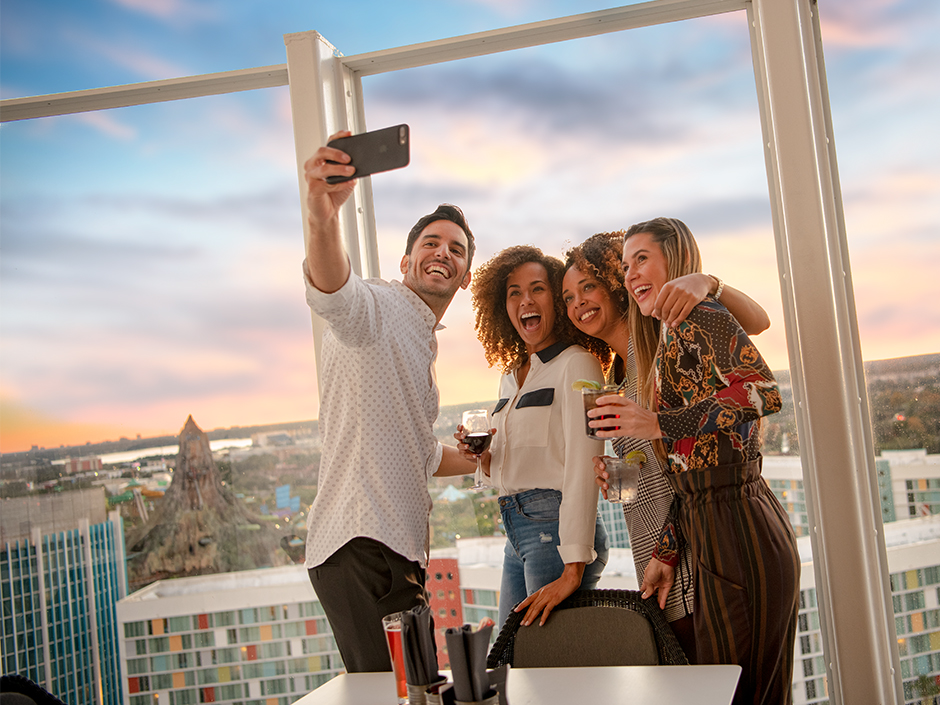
[0,695,38,705]
[511,605,660,667]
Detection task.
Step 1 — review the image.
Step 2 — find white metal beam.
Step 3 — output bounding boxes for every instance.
[284,31,381,399]
[2,0,746,122]
[343,0,746,75]
[747,0,903,703]
[1,1,904,698]
[0,65,289,122]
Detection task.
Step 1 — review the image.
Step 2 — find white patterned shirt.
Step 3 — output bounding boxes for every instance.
[303,264,444,569]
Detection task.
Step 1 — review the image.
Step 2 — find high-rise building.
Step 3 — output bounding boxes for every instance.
[596,497,631,549]
[0,487,127,705]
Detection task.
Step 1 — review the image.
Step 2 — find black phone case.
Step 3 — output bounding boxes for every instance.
[326,124,410,184]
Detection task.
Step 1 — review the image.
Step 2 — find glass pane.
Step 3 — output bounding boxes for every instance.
[3,2,937,703]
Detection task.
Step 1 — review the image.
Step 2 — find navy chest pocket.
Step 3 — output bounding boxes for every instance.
[516,388,554,409]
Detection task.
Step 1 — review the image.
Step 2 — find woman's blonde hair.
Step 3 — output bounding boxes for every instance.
[624,217,702,411]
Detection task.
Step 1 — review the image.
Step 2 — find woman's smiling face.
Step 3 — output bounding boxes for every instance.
[622,231,670,317]
[506,261,559,354]
[562,264,619,343]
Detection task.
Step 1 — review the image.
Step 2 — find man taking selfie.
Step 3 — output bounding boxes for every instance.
[301,131,477,672]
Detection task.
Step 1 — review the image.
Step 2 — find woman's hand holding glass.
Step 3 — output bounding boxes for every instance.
[592,455,612,499]
[587,395,663,440]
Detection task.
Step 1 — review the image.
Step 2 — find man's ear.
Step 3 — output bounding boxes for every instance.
[400,254,409,275]
[460,269,472,290]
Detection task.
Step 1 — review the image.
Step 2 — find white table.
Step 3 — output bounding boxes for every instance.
[292,665,742,705]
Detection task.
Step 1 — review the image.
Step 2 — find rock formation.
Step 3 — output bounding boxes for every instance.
[126,415,289,590]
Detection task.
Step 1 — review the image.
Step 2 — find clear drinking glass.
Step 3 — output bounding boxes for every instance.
[382,612,408,704]
[461,409,493,491]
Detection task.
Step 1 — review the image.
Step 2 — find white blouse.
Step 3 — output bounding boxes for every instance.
[488,341,605,564]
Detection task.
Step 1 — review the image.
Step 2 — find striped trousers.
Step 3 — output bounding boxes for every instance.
[667,458,800,705]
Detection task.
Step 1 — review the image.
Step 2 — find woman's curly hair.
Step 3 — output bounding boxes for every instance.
[471,245,606,374]
[562,231,632,369]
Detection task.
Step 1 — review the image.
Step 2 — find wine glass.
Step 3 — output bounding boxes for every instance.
[461,409,493,491]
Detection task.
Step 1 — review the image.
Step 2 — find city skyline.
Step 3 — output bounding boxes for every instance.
[2,0,938,453]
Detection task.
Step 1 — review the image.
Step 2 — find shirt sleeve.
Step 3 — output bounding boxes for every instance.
[557,351,606,564]
[657,302,782,442]
[651,496,681,567]
[302,260,382,348]
[428,442,445,481]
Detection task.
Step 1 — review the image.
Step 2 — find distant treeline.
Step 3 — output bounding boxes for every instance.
[4,352,938,464]
[2,419,320,465]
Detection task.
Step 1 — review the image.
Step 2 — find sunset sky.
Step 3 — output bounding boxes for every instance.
[1,0,938,453]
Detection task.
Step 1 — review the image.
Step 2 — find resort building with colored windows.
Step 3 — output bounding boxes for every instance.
[111,514,940,705]
[108,450,940,705]
[115,565,341,705]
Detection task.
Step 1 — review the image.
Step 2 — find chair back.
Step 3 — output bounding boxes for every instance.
[487,589,688,669]
[513,605,659,667]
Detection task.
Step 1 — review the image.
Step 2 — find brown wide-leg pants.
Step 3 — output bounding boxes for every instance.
[668,458,800,705]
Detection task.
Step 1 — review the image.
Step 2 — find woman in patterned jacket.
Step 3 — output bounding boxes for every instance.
[562,231,770,663]
[589,217,800,705]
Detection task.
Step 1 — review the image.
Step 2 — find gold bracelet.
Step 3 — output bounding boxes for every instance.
[711,275,724,300]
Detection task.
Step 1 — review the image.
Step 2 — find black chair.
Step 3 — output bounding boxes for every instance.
[486,589,688,669]
[0,675,67,705]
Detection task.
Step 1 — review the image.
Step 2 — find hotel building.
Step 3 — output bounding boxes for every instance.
[0,487,127,705]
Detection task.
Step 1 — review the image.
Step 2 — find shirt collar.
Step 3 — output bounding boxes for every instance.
[535,340,573,364]
[389,279,443,330]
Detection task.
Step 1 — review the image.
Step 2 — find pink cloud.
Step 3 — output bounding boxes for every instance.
[75,111,138,140]
[108,0,218,24]
[818,0,908,48]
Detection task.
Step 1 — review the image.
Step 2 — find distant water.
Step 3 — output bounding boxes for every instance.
[54,438,253,466]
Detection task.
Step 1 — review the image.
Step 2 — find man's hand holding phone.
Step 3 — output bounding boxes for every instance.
[325,124,410,184]
[303,130,357,224]
[303,125,410,293]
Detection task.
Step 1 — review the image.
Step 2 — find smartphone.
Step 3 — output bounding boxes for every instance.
[325,124,410,184]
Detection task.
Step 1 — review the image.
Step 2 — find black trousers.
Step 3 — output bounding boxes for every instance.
[308,537,429,672]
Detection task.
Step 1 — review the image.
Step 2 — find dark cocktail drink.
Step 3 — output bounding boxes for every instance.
[582,385,623,437]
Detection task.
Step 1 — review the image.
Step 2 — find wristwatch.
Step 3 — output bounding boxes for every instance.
[710,275,724,300]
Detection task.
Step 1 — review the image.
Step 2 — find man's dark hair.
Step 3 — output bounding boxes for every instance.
[405,204,476,267]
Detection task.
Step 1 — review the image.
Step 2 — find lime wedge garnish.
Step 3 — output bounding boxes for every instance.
[625,450,647,464]
[572,379,602,391]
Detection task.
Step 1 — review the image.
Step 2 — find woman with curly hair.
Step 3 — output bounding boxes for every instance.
[561,231,771,662]
[459,245,609,628]
[589,218,799,704]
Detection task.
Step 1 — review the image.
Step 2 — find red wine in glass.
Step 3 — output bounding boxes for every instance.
[461,409,492,491]
[464,432,493,455]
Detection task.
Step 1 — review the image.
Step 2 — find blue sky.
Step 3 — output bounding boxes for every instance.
[1,0,938,451]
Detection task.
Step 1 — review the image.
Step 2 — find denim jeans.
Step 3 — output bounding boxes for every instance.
[497,488,609,626]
